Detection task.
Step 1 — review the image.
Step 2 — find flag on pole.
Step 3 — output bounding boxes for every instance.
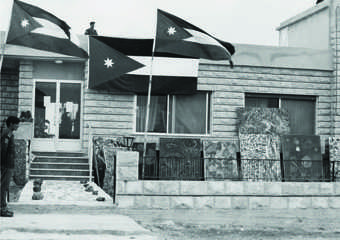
[89,36,199,94]
[155,9,235,64]
[6,0,87,58]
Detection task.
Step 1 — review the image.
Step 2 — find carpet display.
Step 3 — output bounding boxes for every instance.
[237,108,290,135]
[14,139,28,185]
[203,140,238,180]
[159,138,202,180]
[281,135,323,181]
[239,134,281,181]
[329,136,340,180]
[133,143,157,179]
[92,136,127,197]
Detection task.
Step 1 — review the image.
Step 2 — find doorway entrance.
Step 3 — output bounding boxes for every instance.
[31,79,83,152]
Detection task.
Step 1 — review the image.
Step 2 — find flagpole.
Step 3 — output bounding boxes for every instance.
[142,10,158,180]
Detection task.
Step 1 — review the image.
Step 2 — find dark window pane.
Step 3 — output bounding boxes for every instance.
[245,97,279,108]
[136,95,167,133]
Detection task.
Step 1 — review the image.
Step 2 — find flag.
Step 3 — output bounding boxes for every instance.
[89,36,199,94]
[6,0,87,58]
[155,9,235,65]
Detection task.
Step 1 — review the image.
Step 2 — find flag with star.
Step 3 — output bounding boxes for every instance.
[6,0,87,58]
[88,36,199,94]
[155,9,235,65]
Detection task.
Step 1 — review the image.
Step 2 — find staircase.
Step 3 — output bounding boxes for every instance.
[30,152,91,181]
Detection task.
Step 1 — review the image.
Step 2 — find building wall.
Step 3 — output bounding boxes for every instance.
[0,62,19,125]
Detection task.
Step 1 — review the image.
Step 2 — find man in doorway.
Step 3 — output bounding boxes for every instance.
[84,21,98,36]
[1,116,20,217]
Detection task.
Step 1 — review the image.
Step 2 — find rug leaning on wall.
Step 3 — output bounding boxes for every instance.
[239,134,281,181]
[203,140,238,180]
[159,138,202,180]
[14,139,28,186]
[132,143,157,180]
[329,136,340,181]
[237,108,290,135]
[281,135,323,182]
[93,136,126,197]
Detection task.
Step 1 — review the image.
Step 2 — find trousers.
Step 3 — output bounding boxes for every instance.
[0,168,13,210]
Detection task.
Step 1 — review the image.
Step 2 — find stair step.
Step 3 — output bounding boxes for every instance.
[33,157,88,164]
[30,162,89,170]
[32,152,87,157]
[30,175,92,181]
[30,169,90,176]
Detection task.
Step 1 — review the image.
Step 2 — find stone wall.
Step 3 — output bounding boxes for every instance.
[115,150,340,209]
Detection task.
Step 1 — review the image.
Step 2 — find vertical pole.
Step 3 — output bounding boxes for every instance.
[142,10,158,180]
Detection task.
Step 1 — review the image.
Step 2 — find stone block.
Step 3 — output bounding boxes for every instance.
[319,183,334,195]
[116,151,139,167]
[329,197,340,208]
[269,197,288,209]
[282,183,304,195]
[116,195,135,208]
[244,182,264,195]
[207,181,225,195]
[264,182,282,195]
[231,197,248,209]
[143,181,160,194]
[288,197,312,209]
[171,197,194,209]
[225,182,244,195]
[125,181,143,194]
[333,183,340,194]
[303,183,320,195]
[180,181,207,195]
[151,196,170,209]
[159,181,180,195]
[312,197,329,208]
[249,197,270,209]
[117,166,138,181]
[194,197,214,208]
[214,197,232,209]
[116,181,125,194]
[134,196,152,209]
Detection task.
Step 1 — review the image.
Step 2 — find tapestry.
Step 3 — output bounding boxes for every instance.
[203,140,238,180]
[14,139,28,185]
[92,136,128,197]
[239,134,281,181]
[281,135,323,181]
[237,108,290,135]
[132,143,157,179]
[329,136,340,180]
[159,138,202,180]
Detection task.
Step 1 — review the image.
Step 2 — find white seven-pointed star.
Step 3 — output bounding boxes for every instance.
[21,19,29,28]
[167,26,176,35]
[104,58,114,68]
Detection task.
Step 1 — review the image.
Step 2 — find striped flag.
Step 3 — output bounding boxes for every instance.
[155,9,235,65]
[89,36,199,94]
[6,0,87,58]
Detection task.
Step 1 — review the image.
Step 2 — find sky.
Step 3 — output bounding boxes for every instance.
[0,0,317,46]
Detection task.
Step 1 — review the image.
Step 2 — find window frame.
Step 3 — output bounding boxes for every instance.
[134,92,212,136]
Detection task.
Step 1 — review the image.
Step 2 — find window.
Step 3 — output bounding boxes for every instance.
[136,92,210,134]
[245,93,316,135]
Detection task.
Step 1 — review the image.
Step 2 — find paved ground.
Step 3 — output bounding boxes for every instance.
[2,180,159,240]
[6,181,340,239]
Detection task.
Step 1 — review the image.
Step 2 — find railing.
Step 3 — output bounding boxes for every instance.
[139,156,334,182]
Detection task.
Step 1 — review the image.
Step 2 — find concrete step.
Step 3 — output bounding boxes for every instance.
[31,162,89,170]
[29,175,92,181]
[30,168,90,176]
[32,156,88,164]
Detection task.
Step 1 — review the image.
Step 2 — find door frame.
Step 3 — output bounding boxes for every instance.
[31,79,84,152]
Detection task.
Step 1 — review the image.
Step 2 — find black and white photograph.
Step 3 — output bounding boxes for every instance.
[1,0,339,239]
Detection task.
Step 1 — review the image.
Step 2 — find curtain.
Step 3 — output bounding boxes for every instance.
[136,95,167,133]
[171,93,206,134]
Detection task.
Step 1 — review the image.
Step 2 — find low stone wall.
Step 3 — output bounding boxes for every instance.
[115,150,340,209]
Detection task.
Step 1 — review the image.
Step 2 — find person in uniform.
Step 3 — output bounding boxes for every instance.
[84,21,98,36]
